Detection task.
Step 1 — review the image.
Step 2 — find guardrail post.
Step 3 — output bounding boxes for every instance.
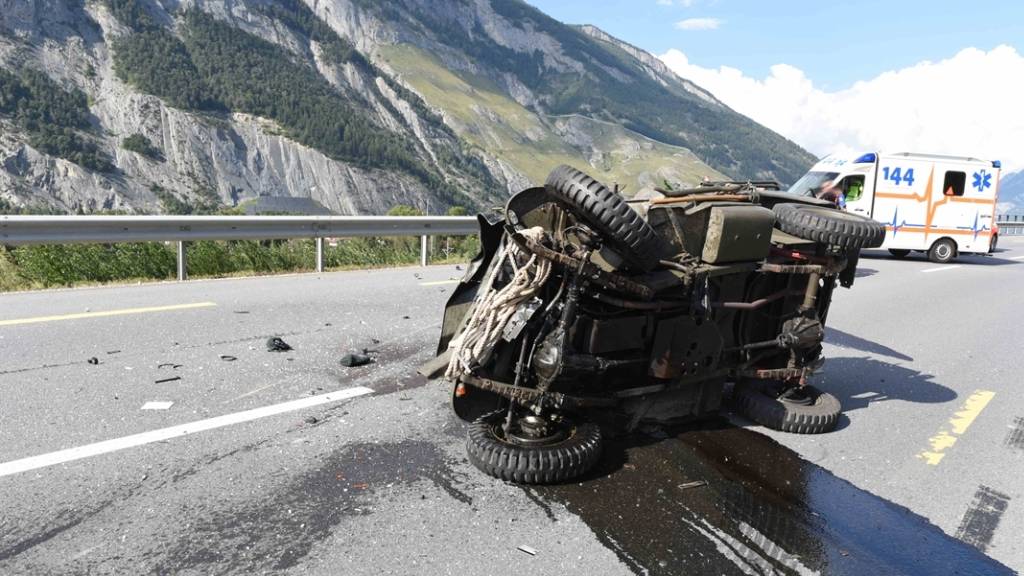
[176,241,187,281]
[420,235,429,267]
[315,237,324,273]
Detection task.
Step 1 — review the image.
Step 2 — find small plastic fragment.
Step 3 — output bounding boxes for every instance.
[518,545,538,556]
[267,337,293,352]
[678,480,708,490]
[87,357,100,365]
[340,353,373,367]
[155,376,182,384]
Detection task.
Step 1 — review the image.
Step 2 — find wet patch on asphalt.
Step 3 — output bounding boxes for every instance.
[151,440,470,574]
[0,477,146,562]
[955,485,1011,554]
[532,420,1012,575]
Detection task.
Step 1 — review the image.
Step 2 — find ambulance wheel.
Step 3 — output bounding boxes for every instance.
[732,380,840,434]
[928,238,957,264]
[772,203,886,249]
[990,234,999,253]
[466,410,603,484]
[888,249,910,259]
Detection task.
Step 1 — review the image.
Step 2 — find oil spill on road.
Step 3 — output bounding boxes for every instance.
[153,440,468,575]
[534,420,1012,575]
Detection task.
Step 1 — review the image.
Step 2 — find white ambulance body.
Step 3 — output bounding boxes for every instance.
[787,152,1001,263]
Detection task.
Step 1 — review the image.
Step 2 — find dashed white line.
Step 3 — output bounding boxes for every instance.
[1010,255,1024,261]
[922,265,963,273]
[0,386,374,478]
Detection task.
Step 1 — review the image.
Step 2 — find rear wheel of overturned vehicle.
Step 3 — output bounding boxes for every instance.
[927,238,957,264]
[888,248,910,259]
[772,203,886,249]
[732,380,840,434]
[466,409,603,484]
[544,164,667,271]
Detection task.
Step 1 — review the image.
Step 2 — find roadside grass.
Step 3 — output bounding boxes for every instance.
[0,236,479,292]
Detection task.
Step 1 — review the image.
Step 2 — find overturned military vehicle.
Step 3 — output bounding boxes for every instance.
[425,166,885,484]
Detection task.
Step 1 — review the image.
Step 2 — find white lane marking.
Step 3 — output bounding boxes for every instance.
[1011,255,1024,260]
[141,401,174,410]
[922,265,962,273]
[0,302,217,327]
[0,386,374,479]
[419,279,459,286]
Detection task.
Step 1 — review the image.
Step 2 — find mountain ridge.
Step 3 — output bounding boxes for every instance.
[0,0,815,214]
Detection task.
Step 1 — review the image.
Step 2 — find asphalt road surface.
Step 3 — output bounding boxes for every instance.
[1,238,1023,575]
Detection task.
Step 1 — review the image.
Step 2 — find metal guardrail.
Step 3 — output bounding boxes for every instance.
[0,215,479,280]
[996,216,1024,237]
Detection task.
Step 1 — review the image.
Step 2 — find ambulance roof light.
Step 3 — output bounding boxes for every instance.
[854,153,877,164]
[993,160,1001,168]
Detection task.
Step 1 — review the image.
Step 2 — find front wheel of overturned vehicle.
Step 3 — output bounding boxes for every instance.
[732,380,840,434]
[466,410,603,484]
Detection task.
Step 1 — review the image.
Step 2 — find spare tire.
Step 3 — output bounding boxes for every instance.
[545,165,666,271]
[773,203,885,249]
[732,380,840,434]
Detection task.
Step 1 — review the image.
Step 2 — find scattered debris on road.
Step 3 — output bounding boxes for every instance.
[157,363,182,370]
[678,480,708,490]
[106,350,121,355]
[219,354,238,362]
[155,376,182,384]
[517,545,538,556]
[340,353,373,367]
[141,401,173,410]
[87,357,100,365]
[233,310,250,314]
[304,416,319,425]
[267,337,293,352]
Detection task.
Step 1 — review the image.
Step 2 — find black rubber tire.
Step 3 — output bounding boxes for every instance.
[544,165,665,271]
[733,381,840,434]
[928,238,956,263]
[990,234,999,253]
[772,203,886,249]
[466,410,603,484]
[888,248,910,259]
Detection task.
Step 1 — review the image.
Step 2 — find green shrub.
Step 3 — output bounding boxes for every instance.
[1,234,479,291]
[121,133,162,160]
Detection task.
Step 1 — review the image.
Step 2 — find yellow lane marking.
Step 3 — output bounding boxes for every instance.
[917,390,996,466]
[0,302,217,327]
[419,280,459,287]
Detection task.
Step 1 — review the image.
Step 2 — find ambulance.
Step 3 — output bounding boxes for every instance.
[786,152,1001,263]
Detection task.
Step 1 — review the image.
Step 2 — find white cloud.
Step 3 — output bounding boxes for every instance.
[674,17,721,31]
[659,45,1024,171]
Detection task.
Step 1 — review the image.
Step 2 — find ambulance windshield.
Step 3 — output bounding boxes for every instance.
[786,171,840,197]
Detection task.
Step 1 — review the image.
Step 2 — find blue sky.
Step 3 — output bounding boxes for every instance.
[523,0,1024,177]
[525,0,1024,89]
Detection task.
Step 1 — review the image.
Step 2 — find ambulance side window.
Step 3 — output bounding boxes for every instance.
[943,171,966,196]
[843,176,865,202]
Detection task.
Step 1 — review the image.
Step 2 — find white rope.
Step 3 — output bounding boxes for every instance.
[446,227,551,380]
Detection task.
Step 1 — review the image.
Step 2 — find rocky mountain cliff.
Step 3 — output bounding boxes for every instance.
[0,0,815,215]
